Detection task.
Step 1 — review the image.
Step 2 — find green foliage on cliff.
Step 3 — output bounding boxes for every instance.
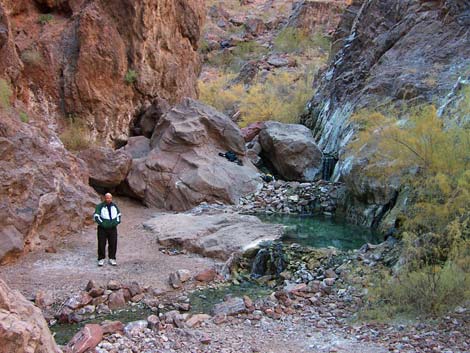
[198,69,313,126]
[274,28,330,54]
[0,79,12,108]
[125,70,138,85]
[60,117,91,151]
[350,105,470,317]
[38,14,53,25]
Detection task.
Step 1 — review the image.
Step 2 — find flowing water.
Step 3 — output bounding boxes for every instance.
[256,213,382,250]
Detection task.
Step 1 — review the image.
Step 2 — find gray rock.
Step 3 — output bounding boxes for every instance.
[211,297,246,316]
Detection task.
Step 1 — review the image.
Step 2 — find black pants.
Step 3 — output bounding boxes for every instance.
[97,226,117,260]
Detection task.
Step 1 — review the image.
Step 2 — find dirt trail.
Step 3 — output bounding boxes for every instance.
[0,197,217,300]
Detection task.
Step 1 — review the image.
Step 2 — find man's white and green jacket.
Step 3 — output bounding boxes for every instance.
[94,202,121,229]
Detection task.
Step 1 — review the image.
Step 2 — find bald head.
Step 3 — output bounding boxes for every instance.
[104,193,113,204]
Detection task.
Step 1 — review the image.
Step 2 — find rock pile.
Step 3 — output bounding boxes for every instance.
[238,179,344,215]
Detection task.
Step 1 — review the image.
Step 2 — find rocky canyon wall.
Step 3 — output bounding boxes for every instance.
[301,0,470,227]
[0,0,205,144]
[0,0,205,263]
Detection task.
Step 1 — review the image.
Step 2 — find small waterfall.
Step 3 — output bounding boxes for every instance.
[250,243,286,279]
[321,154,338,181]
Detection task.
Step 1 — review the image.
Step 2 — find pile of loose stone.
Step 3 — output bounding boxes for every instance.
[238,179,345,215]
[50,240,469,353]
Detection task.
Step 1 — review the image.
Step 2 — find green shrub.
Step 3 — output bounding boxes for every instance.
[350,105,470,317]
[20,49,44,66]
[274,28,330,54]
[198,69,314,126]
[205,41,268,72]
[38,14,53,25]
[0,79,12,108]
[124,69,138,84]
[60,118,91,151]
[19,111,29,123]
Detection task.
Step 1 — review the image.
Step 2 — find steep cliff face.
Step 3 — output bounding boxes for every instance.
[0,0,205,263]
[0,0,204,143]
[302,0,470,227]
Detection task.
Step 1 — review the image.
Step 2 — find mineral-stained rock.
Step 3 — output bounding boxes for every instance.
[259,121,323,181]
[78,147,132,189]
[301,0,470,226]
[0,279,61,353]
[143,211,284,261]
[0,111,98,264]
[124,99,262,211]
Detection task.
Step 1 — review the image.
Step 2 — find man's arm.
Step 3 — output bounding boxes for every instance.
[115,204,122,224]
[93,204,103,225]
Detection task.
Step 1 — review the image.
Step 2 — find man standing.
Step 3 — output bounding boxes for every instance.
[93,193,121,266]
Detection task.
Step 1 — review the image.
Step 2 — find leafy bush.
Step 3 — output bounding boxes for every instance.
[124,69,138,84]
[19,111,29,123]
[274,28,330,54]
[239,71,312,126]
[198,69,314,126]
[350,105,470,317]
[38,14,53,25]
[20,49,44,66]
[205,41,268,72]
[60,117,91,151]
[0,79,12,108]
[198,74,244,115]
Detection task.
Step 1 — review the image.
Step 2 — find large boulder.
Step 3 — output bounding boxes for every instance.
[0,279,61,353]
[124,98,262,211]
[0,111,98,263]
[259,121,323,181]
[78,147,132,189]
[143,211,284,260]
[121,136,151,159]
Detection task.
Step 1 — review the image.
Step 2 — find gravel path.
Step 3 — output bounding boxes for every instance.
[0,197,217,300]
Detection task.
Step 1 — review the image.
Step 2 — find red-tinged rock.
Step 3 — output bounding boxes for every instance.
[241,122,265,142]
[200,333,211,345]
[107,290,126,310]
[194,268,218,282]
[101,320,124,335]
[78,147,132,189]
[0,279,61,353]
[65,323,103,353]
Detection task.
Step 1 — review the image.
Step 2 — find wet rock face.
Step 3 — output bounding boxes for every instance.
[0,0,204,143]
[301,0,470,226]
[259,121,323,182]
[0,111,98,263]
[124,99,262,211]
[0,279,61,353]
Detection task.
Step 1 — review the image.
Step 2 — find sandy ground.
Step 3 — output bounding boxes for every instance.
[0,197,217,300]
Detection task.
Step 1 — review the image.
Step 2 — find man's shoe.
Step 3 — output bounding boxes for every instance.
[109,259,117,266]
[97,259,105,267]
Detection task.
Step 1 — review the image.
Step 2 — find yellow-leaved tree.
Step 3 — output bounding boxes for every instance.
[350,105,470,317]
